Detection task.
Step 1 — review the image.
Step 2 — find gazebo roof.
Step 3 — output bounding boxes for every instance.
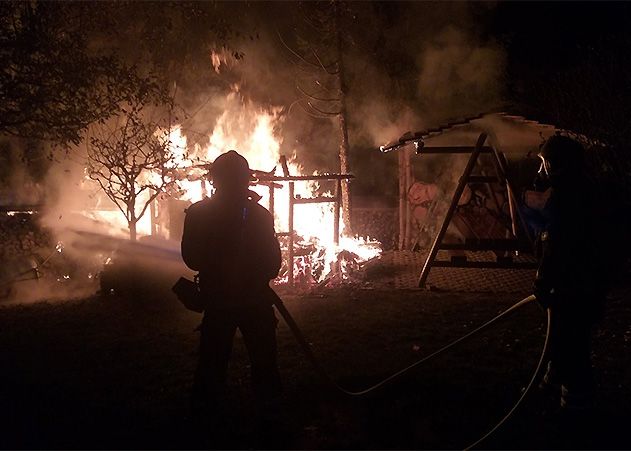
[380,112,559,156]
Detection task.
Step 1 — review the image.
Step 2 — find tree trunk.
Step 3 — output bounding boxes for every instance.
[150,199,157,236]
[128,197,137,241]
[129,220,137,241]
[334,1,352,234]
[337,102,351,234]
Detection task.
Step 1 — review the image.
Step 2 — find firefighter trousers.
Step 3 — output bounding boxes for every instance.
[192,303,282,412]
[548,306,596,409]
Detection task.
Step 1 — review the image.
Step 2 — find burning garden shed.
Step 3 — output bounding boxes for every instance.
[26,95,383,298]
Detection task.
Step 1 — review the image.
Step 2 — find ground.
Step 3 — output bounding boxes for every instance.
[0,277,629,449]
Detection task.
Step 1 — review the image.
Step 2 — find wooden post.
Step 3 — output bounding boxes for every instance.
[268,183,275,220]
[506,184,518,237]
[404,147,413,250]
[288,181,295,286]
[492,148,534,246]
[398,150,406,250]
[334,179,341,246]
[418,133,488,287]
[334,179,342,278]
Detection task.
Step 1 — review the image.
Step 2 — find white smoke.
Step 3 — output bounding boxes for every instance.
[417,26,506,124]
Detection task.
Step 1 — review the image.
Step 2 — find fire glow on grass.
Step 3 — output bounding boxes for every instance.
[89,92,381,283]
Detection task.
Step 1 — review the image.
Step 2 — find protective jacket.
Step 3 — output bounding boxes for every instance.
[534,173,605,315]
[181,192,281,309]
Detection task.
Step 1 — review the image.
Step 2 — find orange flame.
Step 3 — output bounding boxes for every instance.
[85,92,381,282]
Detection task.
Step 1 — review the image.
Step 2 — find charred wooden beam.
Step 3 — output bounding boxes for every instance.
[438,239,532,252]
[256,180,284,189]
[293,196,337,204]
[257,174,354,182]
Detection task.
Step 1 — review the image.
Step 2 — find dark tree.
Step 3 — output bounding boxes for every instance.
[514,39,631,191]
[496,2,631,195]
[278,1,360,232]
[0,1,236,146]
[0,2,155,145]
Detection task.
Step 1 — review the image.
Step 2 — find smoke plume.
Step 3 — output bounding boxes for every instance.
[2,2,517,304]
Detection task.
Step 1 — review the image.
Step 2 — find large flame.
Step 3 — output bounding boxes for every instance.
[85,91,381,283]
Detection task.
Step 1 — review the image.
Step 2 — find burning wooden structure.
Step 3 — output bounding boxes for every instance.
[257,171,354,286]
[158,157,357,286]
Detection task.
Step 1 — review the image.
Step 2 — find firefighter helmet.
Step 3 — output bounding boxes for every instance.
[538,135,585,177]
[210,150,251,184]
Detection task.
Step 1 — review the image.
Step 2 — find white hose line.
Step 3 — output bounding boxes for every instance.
[273,292,540,396]
[273,291,549,449]
[465,305,551,450]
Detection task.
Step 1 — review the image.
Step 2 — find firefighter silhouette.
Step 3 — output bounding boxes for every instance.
[533,135,607,411]
[181,150,282,432]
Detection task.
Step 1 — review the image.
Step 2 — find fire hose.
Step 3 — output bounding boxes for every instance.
[270,291,551,449]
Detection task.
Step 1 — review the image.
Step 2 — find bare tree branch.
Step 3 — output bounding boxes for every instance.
[297,101,338,119]
[86,95,181,240]
[296,84,340,102]
[277,29,330,72]
[306,101,341,116]
[309,47,339,75]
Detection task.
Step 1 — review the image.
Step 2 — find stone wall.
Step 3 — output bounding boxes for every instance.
[351,207,398,251]
[0,213,51,262]
[0,213,99,299]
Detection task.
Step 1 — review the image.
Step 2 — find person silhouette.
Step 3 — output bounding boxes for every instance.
[533,135,607,412]
[181,150,282,439]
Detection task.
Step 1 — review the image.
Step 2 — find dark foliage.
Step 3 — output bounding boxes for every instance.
[497,3,631,196]
[0,1,236,146]
[0,2,156,145]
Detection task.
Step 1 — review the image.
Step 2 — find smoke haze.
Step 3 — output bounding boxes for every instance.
[2,2,520,303]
